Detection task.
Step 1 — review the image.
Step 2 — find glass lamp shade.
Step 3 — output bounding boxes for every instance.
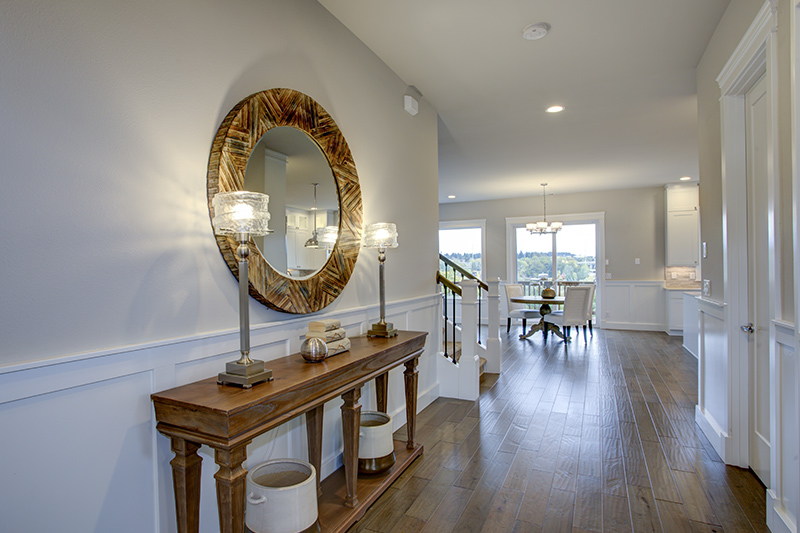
[363,223,398,248]
[318,226,339,248]
[211,191,271,236]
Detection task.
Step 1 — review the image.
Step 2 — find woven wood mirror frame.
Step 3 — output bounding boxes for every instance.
[207,88,363,314]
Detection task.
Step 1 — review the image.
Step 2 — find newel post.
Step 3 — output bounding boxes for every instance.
[486,278,501,373]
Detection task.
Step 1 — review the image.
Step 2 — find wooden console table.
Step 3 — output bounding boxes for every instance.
[151,330,427,533]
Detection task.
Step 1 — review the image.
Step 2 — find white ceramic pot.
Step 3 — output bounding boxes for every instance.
[358,411,396,474]
[245,459,318,533]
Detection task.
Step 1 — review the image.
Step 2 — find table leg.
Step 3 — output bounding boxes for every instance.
[305,405,324,497]
[519,319,544,340]
[403,357,419,449]
[375,372,388,414]
[169,438,202,533]
[341,387,362,508]
[214,444,249,533]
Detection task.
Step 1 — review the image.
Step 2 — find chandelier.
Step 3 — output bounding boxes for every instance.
[526,183,562,234]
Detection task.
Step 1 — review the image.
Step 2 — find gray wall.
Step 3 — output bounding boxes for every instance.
[696,0,794,320]
[440,186,666,282]
[0,0,439,366]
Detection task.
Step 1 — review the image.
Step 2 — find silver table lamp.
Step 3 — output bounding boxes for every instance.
[211,191,274,387]
[364,223,399,337]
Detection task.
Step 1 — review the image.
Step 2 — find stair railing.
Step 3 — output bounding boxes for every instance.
[438,254,488,343]
[436,272,461,363]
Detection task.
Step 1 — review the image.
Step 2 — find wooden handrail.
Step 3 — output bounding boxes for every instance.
[438,254,488,291]
[436,272,461,295]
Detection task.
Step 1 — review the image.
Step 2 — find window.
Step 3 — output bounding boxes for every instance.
[439,220,485,280]
[514,223,596,284]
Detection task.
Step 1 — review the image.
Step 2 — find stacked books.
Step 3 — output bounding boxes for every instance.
[305,319,351,356]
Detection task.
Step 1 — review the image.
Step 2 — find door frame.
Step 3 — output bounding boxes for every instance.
[716,0,779,480]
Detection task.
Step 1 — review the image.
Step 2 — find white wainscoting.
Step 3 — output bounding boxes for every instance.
[695,297,730,461]
[0,294,441,533]
[768,320,799,533]
[601,280,665,331]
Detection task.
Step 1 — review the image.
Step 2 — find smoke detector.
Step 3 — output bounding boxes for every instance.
[522,22,551,41]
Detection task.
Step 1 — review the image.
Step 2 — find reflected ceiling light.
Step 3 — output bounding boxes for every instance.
[680,176,692,181]
[448,195,456,199]
[546,105,564,113]
[526,183,562,235]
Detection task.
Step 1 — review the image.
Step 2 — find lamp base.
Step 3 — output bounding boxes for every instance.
[367,322,398,338]
[218,359,273,388]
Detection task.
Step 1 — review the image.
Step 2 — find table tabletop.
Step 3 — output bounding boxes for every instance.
[510,296,565,305]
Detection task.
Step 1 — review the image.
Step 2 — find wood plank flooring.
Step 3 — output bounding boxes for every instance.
[347,328,768,533]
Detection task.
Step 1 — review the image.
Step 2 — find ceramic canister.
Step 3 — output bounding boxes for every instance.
[358,411,396,475]
[245,459,319,533]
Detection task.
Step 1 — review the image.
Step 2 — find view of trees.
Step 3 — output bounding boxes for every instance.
[441,252,482,279]
[517,251,595,282]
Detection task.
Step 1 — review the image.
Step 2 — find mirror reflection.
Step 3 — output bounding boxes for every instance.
[244,127,339,278]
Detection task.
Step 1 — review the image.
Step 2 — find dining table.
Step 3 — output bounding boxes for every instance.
[510,295,566,340]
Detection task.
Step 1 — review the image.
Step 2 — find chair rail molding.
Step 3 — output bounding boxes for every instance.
[0,294,441,532]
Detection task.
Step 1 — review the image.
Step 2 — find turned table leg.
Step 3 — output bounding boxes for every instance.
[375,372,388,414]
[305,405,324,497]
[404,357,419,449]
[169,438,202,533]
[341,387,362,508]
[214,445,249,533]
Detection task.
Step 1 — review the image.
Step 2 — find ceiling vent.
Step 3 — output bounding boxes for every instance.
[522,22,551,41]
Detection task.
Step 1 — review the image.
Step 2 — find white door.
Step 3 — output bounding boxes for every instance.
[745,74,770,484]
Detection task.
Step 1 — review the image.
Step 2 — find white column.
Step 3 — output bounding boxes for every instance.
[485,278,501,373]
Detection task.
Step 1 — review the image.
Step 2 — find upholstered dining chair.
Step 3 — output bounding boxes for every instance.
[501,283,541,334]
[544,285,593,341]
[582,284,596,335]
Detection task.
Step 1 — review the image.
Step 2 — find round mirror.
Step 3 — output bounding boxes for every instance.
[244,127,339,278]
[207,89,363,314]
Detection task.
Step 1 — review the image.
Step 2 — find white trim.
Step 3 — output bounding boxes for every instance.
[0,293,441,405]
[717,0,779,470]
[767,489,796,533]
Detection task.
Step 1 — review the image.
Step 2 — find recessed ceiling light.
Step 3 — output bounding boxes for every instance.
[522,22,551,41]
[680,176,692,181]
[448,195,456,199]
[546,105,564,113]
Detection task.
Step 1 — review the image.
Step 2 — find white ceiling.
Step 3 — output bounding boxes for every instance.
[317,0,730,203]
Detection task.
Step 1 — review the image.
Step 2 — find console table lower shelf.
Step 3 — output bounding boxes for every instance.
[316,440,423,533]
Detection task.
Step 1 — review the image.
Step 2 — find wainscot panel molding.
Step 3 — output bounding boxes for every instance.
[768,319,798,533]
[601,280,666,331]
[0,294,441,533]
[695,297,730,461]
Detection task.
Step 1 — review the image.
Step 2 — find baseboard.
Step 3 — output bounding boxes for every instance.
[766,489,796,533]
[695,405,730,462]
[603,321,665,332]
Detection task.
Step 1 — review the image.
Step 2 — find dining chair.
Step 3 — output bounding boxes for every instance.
[543,285,593,341]
[502,283,541,334]
[582,284,596,335]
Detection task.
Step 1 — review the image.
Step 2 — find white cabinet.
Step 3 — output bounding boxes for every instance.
[667,291,684,335]
[665,184,699,266]
[682,291,700,357]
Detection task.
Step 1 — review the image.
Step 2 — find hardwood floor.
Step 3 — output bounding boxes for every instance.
[347,328,768,533]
